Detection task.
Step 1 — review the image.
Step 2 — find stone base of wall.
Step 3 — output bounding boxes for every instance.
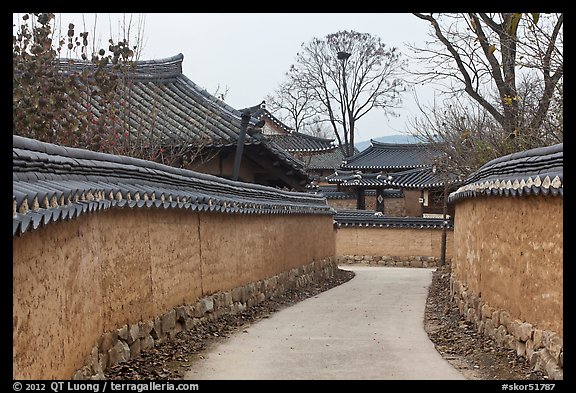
[72,257,338,380]
[337,255,449,268]
[450,275,563,380]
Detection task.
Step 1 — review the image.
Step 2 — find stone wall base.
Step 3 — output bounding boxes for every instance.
[72,257,338,380]
[337,255,449,268]
[450,274,563,380]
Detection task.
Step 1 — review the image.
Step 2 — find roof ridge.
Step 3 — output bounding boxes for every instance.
[134,53,184,65]
[370,140,431,148]
[290,131,335,143]
[56,53,185,80]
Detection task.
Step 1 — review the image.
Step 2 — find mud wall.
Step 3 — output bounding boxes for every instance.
[452,196,563,335]
[335,226,453,259]
[13,209,335,379]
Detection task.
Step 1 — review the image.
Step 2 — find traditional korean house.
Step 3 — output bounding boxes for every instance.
[53,54,310,191]
[242,102,339,180]
[325,140,460,217]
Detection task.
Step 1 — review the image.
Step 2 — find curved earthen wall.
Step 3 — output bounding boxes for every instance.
[452,196,563,334]
[13,208,335,379]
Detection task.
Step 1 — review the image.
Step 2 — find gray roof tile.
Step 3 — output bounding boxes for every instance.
[311,185,400,200]
[333,209,452,229]
[13,135,333,236]
[385,167,461,189]
[267,132,336,153]
[51,54,309,185]
[326,167,460,189]
[342,140,442,170]
[448,143,563,202]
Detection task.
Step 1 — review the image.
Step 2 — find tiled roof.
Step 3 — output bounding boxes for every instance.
[385,167,461,189]
[310,185,398,200]
[12,135,333,236]
[241,103,336,154]
[267,132,337,153]
[448,143,563,203]
[326,167,458,189]
[55,54,309,184]
[328,171,388,187]
[333,209,452,229]
[326,170,365,184]
[341,140,442,170]
[59,54,254,145]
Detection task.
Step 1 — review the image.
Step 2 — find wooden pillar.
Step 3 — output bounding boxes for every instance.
[356,188,366,210]
[376,188,385,213]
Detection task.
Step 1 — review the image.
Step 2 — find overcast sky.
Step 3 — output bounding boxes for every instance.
[15,13,441,143]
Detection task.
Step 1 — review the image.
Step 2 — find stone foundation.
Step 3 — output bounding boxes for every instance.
[337,255,448,268]
[72,257,337,380]
[450,274,563,380]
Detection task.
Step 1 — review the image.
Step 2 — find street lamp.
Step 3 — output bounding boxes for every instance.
[439,155,450,266]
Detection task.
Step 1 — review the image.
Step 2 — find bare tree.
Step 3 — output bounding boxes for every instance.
[410,13,563,139]
[409,95,514,178]
[265,78,318,133]
[270,30,406,157]
[408,70,563,178]
[305,115,334,140]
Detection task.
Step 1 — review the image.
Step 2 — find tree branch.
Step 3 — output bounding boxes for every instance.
[413,13,505,126]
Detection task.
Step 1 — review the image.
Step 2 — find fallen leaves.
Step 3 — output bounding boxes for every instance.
[424,265,545,380]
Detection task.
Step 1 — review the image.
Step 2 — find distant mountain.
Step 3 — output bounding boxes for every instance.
[355,134,419,151]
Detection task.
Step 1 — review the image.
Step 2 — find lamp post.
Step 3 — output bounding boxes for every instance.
[440,169,448,267]
[337,51,351,157]
[432,157,449,267]
[439,155,450,266]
